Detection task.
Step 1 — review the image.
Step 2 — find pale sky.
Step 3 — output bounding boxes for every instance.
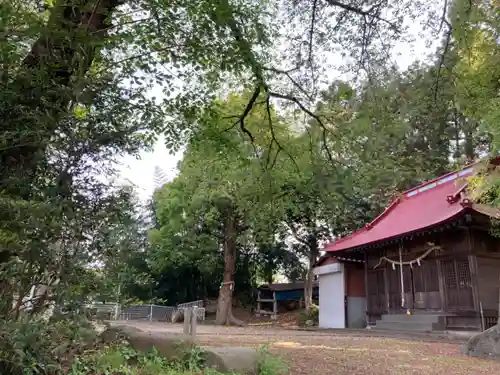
[117,136,182,201]
[118,13,440,202]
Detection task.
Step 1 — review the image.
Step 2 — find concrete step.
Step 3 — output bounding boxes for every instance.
[367,327,450,340]
[374,321,436,332]
[380,314,443,324]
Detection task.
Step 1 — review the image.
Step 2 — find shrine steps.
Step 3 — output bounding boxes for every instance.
[373,313,446,332]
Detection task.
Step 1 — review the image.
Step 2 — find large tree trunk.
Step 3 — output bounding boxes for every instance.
[2,0,122,186]
[215,209,244,326]
[0,0,122,279]
[304,238,318,314]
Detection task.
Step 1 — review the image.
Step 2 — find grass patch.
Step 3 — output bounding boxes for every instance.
[259,345,288,375]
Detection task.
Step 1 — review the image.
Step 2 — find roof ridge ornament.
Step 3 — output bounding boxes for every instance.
[447,182,469,204]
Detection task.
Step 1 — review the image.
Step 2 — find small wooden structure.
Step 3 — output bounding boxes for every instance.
[320,159,500,332]
[256,282,318,319]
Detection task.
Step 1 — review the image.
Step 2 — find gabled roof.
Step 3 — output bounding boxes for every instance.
[324,161,500,253]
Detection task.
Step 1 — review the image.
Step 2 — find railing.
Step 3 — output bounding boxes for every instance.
[484,316,497,330]
[86,300,206,322]
[177,300,204,309]
[176,300,205,321]
[120,304,176,322]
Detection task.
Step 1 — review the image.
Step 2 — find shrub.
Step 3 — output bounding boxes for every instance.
[0,315,98,375]
[299,304,319,326]
[259,346,288,375]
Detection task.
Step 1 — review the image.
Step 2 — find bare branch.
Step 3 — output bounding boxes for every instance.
[233,85,261,142]
[324,0,400,31]
[268,91,325,127]
[263,93,300,173]
[433,0,453,101]
[262,66,313,101]
[308,0,318,67]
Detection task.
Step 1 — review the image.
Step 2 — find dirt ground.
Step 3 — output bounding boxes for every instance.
[114,321,500,374]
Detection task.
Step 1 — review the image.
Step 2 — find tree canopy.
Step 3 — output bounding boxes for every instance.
[1,0,500,354]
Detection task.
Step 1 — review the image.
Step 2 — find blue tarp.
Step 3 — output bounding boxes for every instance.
[274,287,318,301]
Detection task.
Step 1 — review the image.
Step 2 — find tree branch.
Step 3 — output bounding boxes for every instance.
[324,0,400,31]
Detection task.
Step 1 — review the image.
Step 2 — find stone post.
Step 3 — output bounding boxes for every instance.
[183,307,192,335]
[272,291,278,320]
[191,307,198,339]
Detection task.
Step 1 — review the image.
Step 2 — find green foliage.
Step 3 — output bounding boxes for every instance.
[0,315,98,375]
[258,346,288,375]
[1,0,497,369]
[69,344,179,375]
[299,304,319,326]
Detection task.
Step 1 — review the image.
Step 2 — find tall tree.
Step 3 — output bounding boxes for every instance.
[151,92,281,324]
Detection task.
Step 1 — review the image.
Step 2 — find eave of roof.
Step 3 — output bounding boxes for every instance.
[323,159,500,254]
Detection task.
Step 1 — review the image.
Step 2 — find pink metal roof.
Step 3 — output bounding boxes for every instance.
[324,166,476,253]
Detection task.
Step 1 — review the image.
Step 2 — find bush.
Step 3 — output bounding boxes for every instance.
[258,346,288,375]
[299,304,319,327]
[0,315,98,375]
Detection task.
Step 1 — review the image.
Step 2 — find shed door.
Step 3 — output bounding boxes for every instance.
[318,271,345,328]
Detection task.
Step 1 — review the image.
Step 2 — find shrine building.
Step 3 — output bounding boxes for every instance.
[315,158,500,332]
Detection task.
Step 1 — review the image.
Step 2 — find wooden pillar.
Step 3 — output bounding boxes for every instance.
[436,259,446,312]
[466,228,481,320]
[468,255,480,311]
[364,250,370,327]
[383,266,390,313]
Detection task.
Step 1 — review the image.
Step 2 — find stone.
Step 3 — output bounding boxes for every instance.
[127,332,196,360]
[304,319,314,327]
[100,325,196,361]
[100,324,143,344]
[203,347,261,375]
[171,309,184,323]
[464,324,500,359]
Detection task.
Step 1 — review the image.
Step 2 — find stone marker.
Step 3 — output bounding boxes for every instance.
[191,307,198,338]
[203,347,261,375]
[183,308,191,334]
[464,324,500,359]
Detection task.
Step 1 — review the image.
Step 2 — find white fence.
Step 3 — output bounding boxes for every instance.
[120,304,176,321]
[177,300,204,309]
[86,300,205,322]
[176,300,205,321]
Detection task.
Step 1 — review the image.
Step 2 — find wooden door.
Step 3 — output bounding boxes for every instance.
[403,265,414,309]
[441,258,474,311]
[387,266,402,311]
[386,265,413,310]
[412,260,441,310]
[367,269,386,314]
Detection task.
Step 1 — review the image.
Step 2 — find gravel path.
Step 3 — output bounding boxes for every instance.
[111,321,500,374]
